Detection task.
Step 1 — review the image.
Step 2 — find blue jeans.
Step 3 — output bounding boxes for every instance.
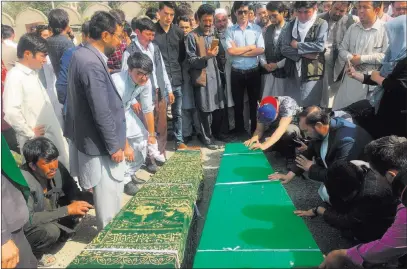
[171,86,183,144]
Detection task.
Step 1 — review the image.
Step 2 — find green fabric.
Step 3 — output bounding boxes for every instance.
[194,143,323,268]
[193,250,324,268]
[69,150,203,268]
[68,250,178,268]
[224,143,263,155]
[1,135,30,201]
[216,154,274,183]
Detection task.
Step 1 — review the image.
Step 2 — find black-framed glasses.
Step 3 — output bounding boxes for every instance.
[136,70,150,79]
[237,10,248,15]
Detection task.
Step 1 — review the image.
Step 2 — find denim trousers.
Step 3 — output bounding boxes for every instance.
[171,86,183,144]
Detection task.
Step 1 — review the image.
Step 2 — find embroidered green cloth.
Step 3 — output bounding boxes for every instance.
[68,150,203,268]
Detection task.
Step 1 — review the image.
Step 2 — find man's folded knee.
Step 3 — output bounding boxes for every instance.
[40,223,61,243]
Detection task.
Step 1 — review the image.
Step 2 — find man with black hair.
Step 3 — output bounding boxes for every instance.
[155,1,187,150]
[1,24,18,70]
[36,25,51,40]
[226,1,265,136]
[56,21,90,114]
[333,1,388,109]
[281,1,328,107]
[319,1,359,108]
[248,4,256,23]
[260,1,290,98]
[107,9,128,74]
[112,53,156,196]
[122,17,172,170]
[3,33,70,171]
[320,137,407,269]
[295,160,397,243]
[391,1,407,17]
[47,9,74,77]
[186,4,229,150]
[20,137,93,266]
[270,106,372,190]
[65,11,126,229]
[146,7,160,22]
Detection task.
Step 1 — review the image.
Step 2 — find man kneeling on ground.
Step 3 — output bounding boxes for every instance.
[21,137,93,267]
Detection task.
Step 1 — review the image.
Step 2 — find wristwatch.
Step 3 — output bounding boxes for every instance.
[312,206,319,218]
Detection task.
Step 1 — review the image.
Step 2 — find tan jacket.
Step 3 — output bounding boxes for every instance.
[1,43,18,71]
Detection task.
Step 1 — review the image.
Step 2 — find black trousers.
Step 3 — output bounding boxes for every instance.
[263,124,302,159]
[197,108,228,144]
[9,228,38,268]
[2,127,19,153]
[231,68,261,134]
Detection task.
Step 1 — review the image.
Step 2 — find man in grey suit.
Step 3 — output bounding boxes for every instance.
[64,11,126,229]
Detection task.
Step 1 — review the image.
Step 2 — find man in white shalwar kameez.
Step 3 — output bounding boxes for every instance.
[3,33,69,169]
[112,52,157,196]
[333,1,388,110]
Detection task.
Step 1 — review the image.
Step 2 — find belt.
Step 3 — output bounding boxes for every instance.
[231,66,259,74]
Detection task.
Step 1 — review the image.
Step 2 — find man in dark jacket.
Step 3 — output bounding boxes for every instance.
[295,160,398,243]
[270,106,372,192]
[21,137,93,265]
[64,11,126,230]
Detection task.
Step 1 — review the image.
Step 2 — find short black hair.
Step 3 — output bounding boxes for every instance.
[177,15,191,24]
[305,109,330,126]
[332,1,352,8]
[159,1,176,11]
[293,1,318,10]
[232,1,252,12]
[89,11,118,40]
[146,7,159,20]
[1,24,14,40]
[81,21,90,36]
[357,1,383,9]
[127,52,153,73]
[35,25,50,36]
[298,105,321,118]
[123,22,132,37]
[249,4,255,11]
[23,137,59,165]
[17,33,48,59]
[266,1,291,13]
[326,160,364,201]
[365,136,407,176]
[196,4,215,20]
[109,9,126,24]
[48,9,70,35]
[176,3,194,17]
[134,18,156,33]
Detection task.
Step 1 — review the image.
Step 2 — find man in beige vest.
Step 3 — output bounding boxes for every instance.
[1,25,18,71]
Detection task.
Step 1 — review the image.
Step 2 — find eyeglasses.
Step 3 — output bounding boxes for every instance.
[237,10,248,15]
[111,32,125,41]
[136,71,150,79]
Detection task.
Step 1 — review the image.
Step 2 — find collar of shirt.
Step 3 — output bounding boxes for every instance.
[232,22,254,30]
[355,17,383,31]
[91,45,109,64]
[4,39,17,48]
[156,22,173,34]
[134,36,154,52]
[14,62,36,75]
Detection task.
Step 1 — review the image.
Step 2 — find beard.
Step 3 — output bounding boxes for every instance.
[104,45,116,58]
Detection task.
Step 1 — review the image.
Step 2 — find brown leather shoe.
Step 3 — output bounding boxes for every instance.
[176,143,188,150]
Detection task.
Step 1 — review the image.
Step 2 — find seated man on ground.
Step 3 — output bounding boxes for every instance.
[319,136,407,269]
[270,106,372,202]
[295,160,397,243]
[21,137,93,267]
[245,96,302,166]
[112,52,156,196]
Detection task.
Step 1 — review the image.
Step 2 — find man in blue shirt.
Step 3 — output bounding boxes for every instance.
[226,1,265,136]
[56,22,90,114]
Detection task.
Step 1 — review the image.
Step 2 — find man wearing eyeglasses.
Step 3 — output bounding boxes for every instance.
[112,52,156,196]
[391,1,407,17]
[226,1,265,138]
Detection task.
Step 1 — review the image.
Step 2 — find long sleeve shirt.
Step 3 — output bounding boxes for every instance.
[336,19,388,78]
[347,204,407,266]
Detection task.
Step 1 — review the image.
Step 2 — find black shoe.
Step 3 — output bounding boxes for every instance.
[184,136,193,144]
[124,181,140,196]
[155,159,165,166]
[214,133,237,143]
[197,135,218,150]
[145,158,158,174]
[131,174,146,184]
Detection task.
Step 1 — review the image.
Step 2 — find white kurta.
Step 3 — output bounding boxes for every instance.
[3,62,69,168]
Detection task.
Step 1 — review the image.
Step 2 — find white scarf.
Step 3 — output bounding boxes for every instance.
[292,11,318,77]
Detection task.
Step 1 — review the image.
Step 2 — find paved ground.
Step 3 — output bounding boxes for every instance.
[52,137,352,268]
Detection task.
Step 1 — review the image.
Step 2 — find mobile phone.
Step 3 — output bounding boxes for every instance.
[211,38,219,50]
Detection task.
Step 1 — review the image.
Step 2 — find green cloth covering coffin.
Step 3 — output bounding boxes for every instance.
[68,150,203,268]
[193,143,323,268]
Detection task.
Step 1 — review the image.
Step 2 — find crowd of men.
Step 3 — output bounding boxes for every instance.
[1,1,407,268]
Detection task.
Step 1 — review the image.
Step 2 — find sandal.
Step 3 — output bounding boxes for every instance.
[38,254,56,267]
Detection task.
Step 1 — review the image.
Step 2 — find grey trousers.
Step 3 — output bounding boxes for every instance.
[10,228,38,268]
[25,223,60,259]
[182,108,201,137]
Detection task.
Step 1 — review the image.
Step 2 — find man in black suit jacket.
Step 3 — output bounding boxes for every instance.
[64,11,128,229]
[270,106,373,202]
